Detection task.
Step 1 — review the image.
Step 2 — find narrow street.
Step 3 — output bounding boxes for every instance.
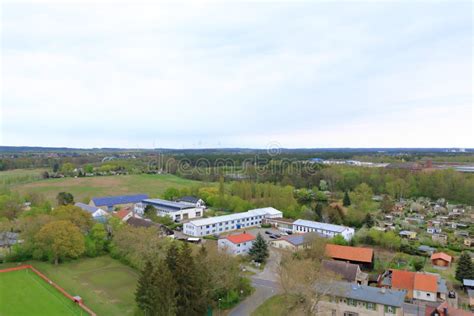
[229,250,282,316]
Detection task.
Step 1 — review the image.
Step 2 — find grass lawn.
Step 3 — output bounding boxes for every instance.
[12,173,203,203]
[1,256,140,316]
[252,294,302,316]
[32,256,140,316]
[0,268,84,316]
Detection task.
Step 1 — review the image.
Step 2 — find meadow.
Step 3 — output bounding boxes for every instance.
[0,268,85,316]
[9,173,202,203]
[0,256,140,316]
[0,168,46,186]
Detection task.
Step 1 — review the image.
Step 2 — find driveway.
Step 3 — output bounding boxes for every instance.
[229,250,282,316]
[403,302,426,316]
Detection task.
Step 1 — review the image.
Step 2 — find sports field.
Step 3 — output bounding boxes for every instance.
[32,256,140,316]
[11,173,203,202]
[0,268,85,316]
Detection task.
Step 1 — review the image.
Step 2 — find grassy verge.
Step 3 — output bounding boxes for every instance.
[252,294,301,316]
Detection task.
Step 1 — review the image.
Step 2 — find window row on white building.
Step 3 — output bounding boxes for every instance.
[183,207,282,237]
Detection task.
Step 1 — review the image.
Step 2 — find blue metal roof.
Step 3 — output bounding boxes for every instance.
[91,194,148,207]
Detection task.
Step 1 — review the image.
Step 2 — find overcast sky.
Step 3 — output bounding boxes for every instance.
[1,1,473,149]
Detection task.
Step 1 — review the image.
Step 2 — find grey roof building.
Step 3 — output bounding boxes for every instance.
[317,281,407,307]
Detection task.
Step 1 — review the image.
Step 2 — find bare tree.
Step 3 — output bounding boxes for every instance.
[278,237,342,315]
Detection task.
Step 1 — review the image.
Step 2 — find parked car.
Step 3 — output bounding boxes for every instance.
[287,231,293,235]
[273,233,281,238]
[265,230,272,235]
[269,234,278,239]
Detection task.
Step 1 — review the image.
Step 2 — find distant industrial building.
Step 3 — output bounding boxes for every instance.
[183,207,282,237]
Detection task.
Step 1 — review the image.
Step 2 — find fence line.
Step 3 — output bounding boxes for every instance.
[0,265,96,316]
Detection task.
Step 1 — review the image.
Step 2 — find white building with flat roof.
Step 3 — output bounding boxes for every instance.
[135,198,204,221]
[293,219,355,241]
[183,207,282,237]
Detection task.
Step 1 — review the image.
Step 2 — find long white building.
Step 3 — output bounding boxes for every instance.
[292,219,355,241]
[183,207,282,237]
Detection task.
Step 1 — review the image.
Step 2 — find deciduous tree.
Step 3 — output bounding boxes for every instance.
[35,220,85,264]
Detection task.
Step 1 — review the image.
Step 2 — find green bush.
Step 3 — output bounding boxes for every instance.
[260,223,271,228]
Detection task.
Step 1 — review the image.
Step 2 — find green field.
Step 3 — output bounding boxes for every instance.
[0,268,85,316]
[0,256,140,316]
[0,168,46,187]
[10,173,202,203]
[26,256,140,316]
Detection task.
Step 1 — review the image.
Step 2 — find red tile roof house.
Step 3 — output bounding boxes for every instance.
[325,244,375,270]
[379,269,448,302]
[431,252,453,267]
[113,208,134,222]
[218,233,256,256]
[425,301,474,316]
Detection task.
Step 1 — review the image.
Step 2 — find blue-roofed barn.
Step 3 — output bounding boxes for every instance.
[89,194,149,211]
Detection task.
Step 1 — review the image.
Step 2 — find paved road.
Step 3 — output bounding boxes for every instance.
[403,303,426,316]
[229,250,282,316]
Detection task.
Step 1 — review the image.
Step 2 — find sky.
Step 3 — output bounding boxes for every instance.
[1,1,473,149]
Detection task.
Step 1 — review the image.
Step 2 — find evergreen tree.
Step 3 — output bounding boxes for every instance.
[56,192,74,205]
[248,233,269,263]
[174,243,207,316]
[364,213,375,228]
[456,252,474,282]
[135,260,155,314]
[150,260,177,316]
[343,191,351,207]
[165,243,179,274]
[314,203,323,220]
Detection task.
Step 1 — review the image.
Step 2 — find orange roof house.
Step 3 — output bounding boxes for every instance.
[425,301,473,316]
[225,233,256,244]
[391,269,416,296]
[431,252,452,267]
[113,208,133,221]
[414,274,438,293]
[385,269,439,300]
[325,244,374,269]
